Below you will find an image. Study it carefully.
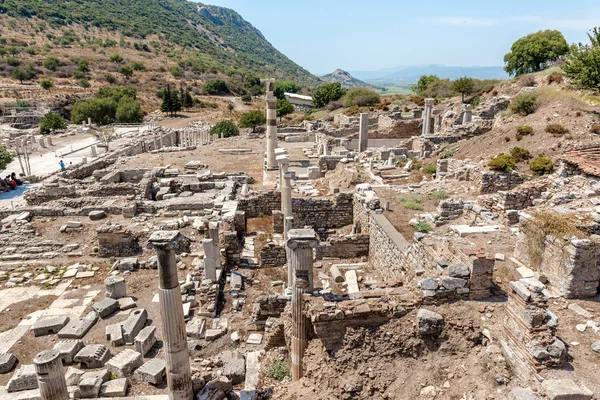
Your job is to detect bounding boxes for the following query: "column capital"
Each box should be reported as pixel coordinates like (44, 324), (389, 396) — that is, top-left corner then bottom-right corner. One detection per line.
(147, 230), (184, 250)
(286, 229), (318, 249)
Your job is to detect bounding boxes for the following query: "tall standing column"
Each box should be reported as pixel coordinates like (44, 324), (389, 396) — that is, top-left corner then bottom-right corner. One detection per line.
(34, 349), (68, 400)
(282, 172), (292, 220)
(287, 229), (318, 382)
(284, 216), (294, 291)
(358, 113), (369, 152)
(463, 104), (473, 124)
(422, 98), (434, 135)
(208, 222), (220, 273)
(148, 231), (193, 400)
(265, 79), (278, 170)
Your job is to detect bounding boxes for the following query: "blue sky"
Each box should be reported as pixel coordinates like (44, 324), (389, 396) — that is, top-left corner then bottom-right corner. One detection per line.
(198, 0), (600, 74)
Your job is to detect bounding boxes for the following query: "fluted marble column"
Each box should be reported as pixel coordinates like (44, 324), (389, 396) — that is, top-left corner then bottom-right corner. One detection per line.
(34, 349), (67, 400)
(286, 229), (318, 382)
(148, 231), (192, 400)
(265, 80), (278, 170)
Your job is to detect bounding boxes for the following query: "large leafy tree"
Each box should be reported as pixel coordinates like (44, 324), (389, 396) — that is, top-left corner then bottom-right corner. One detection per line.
(0, 147), (13, 170)
(272, 81), (299, 100)
(312, 82), (346, 108)
(238, 110), (266, 132)
(563, 27), (600, 90)
(504, 30), (568, 76)
(452, 76), (475, 102)
(39, 111), (67, 134)
(412, 75), (439, 96)
(276, 99), (294, 122)
(115, 96), (144, 123)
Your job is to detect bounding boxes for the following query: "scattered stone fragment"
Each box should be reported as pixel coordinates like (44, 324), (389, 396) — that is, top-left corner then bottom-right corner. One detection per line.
(100, 378), (129, 397)
(417, 309), (444, 336)
(117, 297), (136, 310)
(106, 323), (125, 347)
(7, 364), (37, 392)
(31, 315), (70, 336)
(0, 353), (17, 374)
(134, 326), (157, 356)
(74, 344), (111, 369)
(133, 358), (165, 385)
(246, 333), (263, 345)
(221, 350), (246, 385)
(592, 340), (600, 353)
(59, 311), (99, 339)
(92, 298), (120, 318)
(122, 308), (148, 344)
(53, 340), (85, 364)
(105, 276), (127, 299)
(106, 349), (143, 378)
(65, 366), (85, 386)
(79, 377), (103, 398)
(542, 379), (593, 400)
(88, 210), (107, 221)
(448, 263), (470, 278)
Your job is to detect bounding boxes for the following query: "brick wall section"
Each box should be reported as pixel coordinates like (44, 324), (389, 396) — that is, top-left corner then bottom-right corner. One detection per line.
(480, 171), (524, 194)
(238, 191), (281, 218)
(248, 295), (289, 331)
(259, 242), (287, 267)
(272, 210), (284, 233)
(316, 234), (369, 260)
(292, 193), (354, 229)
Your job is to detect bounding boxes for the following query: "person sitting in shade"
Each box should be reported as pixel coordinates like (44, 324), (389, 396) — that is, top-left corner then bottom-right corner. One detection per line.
(10, 172), (22, 186)
(4, 176), (16, 190)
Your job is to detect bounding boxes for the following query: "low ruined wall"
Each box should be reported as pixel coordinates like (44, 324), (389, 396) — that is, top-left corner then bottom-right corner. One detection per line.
(318, 156), (345, 172)
(96, 225), (141, 258)
(259, 242), (287, 267)
(316, 234), (369, 260)
(516, 236), (600, 298)
(368, 213), (409, 279)
(238, 191), (281, 218)
(376, 115), (421, 138)
(292, 193), (353, 230)
(480, 171), (524, 194)
(248, 295), (289, 331)
(63, 158), (116, 180)
(478, 182), (547, 212)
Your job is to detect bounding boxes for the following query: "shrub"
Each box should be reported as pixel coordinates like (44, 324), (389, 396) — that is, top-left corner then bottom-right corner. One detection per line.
(131, 62), (146, 71)
(40, 79), (54, 90)
(6, 56), (21, 67)
(211, 120), (239, 138)
(227, 103), (234, 112)
(97, 86), (137, 101)
(71, 97), (118, 125)
(39, 111), (67, 134)
(105, 74), (117, 84)
(415, 221), (433, 233)
(266, 360), (290, 382)
(0, 146), (14, 170)
(169, 66), (183, 78)
(519, 75), (537, 87)
(77, 59), (89, 73)
(547, 71), (564, 85)
(342, 88), (380, 107)
(510, 146), (531, 162)
(12, 66), (35, 83)
(530, 156), (553, 175)
(545, 124), (569, 135)
(591, 125), (600, 134)
(488, 153), (515, 172)
(325, 99), (343, 111)
(423, 163), (437, 175)
(509, 93), (538, 115)
(109, 53), (123, 63)
(115, 96), (144, 123)
(43, 57), (59, 71)
(118, 66), (133, 79)
(204, 79), (228, 95)
(517, 125), (533, 135)
(241, 94), (252, 103)
(276, 99), (294, 121)
(238, 110), (266, 132)
(78, 79), (91, 88)
(400, 197), (423, 211)
(432, 190), (450, 201)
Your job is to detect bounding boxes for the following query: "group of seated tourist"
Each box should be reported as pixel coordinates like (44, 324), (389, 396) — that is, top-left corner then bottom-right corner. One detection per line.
(0, 172), (22, 191)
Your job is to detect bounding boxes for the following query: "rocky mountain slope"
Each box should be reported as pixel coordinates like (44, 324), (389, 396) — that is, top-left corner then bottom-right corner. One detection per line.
(321, 69), (374, 89)
(0, 0), (318, 86)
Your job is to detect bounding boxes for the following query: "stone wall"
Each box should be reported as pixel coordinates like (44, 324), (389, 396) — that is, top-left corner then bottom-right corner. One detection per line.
(376, 115), (421, 138)
(238, 191), (281, 218)
(368, 213), (409, 280)
(96, 224), (141, 258)
(316, 234), (369, 260)
(478, 181), (548, 212)
(516, 236), (600, 298)
(248, 295), (289, 331)
(292, 193), (353, 229)
(434, 199), (464, 226)
(318, 156), (345, 172)
(480, 171), (524, 194)
(259, 242), (287, 267)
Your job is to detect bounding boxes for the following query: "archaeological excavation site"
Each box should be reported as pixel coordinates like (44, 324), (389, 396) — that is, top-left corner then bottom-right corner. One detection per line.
(0, 3), (600, 400)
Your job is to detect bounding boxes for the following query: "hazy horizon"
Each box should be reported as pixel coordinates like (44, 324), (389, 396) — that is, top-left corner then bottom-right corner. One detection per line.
(199, 0), (599, 74)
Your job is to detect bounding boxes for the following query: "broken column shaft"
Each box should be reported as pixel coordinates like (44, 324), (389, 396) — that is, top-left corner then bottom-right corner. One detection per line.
(149, 231), (193, 400)
(34, 349), (68, 400)
(282, 172), (293, 221)
(286, 229), (318, 382)
(422, 98), (434, 135)
(463, 104), (473, 124)
(358, 113), (369, 152)
(265, 84), (278, 170)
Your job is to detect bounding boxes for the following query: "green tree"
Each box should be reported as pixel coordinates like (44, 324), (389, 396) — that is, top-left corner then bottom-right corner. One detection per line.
(115, 96), (144, 123)
(40, 79), (54, 90)
(241, 94), (252, 103)
(204, 79), (228, 95)
(238, 110), (266, 132)
(0, 146), (14, 170)
(71, 97), (118, 125)
(160, 85), (174, 116)
(118, 65), (133, 80)
(97, 86), (137, 101)
(211, 120), (239, 138)
(183, 90), (193, 110)
(131, 62), (146, 71)
(39, 111), (67, 134)
(312, 82), (346, 108)
(109, 53), (123, 63)
(503, 30), (569, 76)
(43, 57), (59, 71)
(12, 66), (34, 83)
(412, 75), (440, 96)
(78, 79), (91, 88)
(272, 81), (299, 100)
(276, 99), (294, 122)
(563, 27), (600, 89)
(452, 76), (475, 102)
